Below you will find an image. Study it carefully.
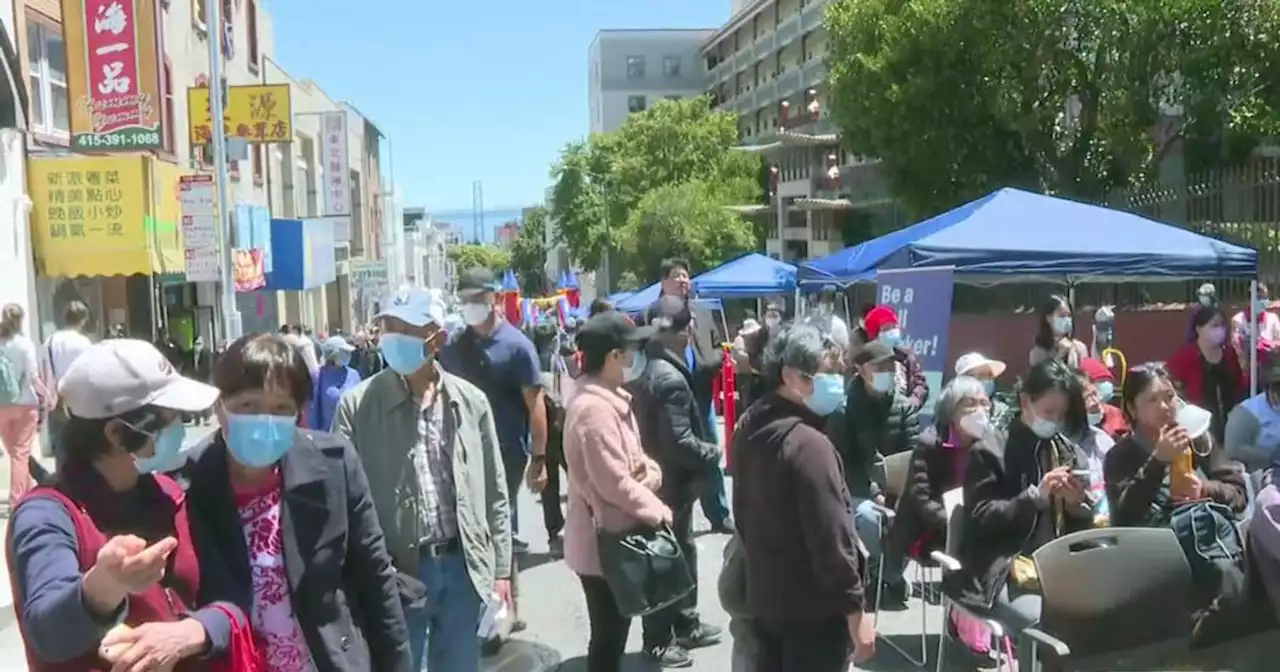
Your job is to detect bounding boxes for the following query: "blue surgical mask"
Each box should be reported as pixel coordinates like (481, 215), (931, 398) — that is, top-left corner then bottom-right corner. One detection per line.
(1052, 316), (1073, 335)
(225, 413), (297, 468)
(981, 379), (996, 395)
(871, 371), (895, 394)
(878, 328), (903, 347)
(133, 423), (187, 474)
(331, 353), (352, 367)
(1096, 381), (1114, 402)
(1027, 410), (1060, 439)
(1087, 411), (1103, 427)
(805, 373), (846, 416)
(380, 333), (428, 374)
(1258, 299), (1270, 313)
(624, 351), (647, 382)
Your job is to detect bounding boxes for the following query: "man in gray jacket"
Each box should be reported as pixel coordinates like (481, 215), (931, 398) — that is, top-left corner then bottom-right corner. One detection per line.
(335, 287), (512, 672)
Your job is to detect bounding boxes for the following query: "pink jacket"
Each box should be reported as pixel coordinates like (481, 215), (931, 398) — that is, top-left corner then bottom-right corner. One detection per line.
(562, 380), (670, 577)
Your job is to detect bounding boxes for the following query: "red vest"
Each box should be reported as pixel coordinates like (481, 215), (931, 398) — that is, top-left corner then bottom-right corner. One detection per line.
(6, 475), (208, 672)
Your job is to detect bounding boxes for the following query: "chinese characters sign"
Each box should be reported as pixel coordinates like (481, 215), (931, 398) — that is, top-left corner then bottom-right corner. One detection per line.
(187, 84), (293, 145)
(61, 0), (164, 150)
(319, 112), (351, 217)
(179, 174), (220, 283)
(28, 156), (150, 277)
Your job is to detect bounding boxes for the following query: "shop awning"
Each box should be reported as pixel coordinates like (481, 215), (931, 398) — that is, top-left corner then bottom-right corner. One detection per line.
(28, 155), (185, 277)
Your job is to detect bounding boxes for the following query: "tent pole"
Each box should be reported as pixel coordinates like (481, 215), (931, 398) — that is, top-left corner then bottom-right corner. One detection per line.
(1251, 280), (1259, 397)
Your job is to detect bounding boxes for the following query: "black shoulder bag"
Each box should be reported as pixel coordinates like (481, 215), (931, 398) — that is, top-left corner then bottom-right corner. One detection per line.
(588, 498), (694, 617)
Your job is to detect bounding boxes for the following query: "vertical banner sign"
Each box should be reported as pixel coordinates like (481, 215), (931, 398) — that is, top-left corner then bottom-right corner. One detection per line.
(875, 267), (955, 421)
(320, 112), (351, 217)
(179, 175), (221, 282)
(62, 0), (164, 150)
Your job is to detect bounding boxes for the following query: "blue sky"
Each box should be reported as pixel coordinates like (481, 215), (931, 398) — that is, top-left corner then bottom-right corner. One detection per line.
(266, 0), (728, 213)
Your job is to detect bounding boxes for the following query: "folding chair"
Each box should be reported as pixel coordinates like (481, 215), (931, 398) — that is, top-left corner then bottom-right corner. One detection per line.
(1028, 526), (1195, 670)
(871, 450), (938, 668)
(932, 504), (1017, 672)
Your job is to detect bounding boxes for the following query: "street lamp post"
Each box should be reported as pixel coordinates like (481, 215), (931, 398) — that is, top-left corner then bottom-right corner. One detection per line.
(206, 0), (240, 340)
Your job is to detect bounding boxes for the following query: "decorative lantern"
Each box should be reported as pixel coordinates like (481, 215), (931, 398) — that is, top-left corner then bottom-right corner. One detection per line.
(769, 165), (780, 196)
(779, 100), (790, 128)
(805, 88), (821, 121)
(825, 154), (840, 189)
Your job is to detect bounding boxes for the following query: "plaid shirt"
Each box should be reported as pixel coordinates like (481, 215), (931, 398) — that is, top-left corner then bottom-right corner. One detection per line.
(412, 392), (458, 543)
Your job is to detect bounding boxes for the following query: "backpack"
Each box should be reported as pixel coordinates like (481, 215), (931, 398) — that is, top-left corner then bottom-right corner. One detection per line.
(0, 344), (24, 405)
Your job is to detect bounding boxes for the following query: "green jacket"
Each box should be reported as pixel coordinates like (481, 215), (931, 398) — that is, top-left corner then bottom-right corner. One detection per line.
(334, 366), (512, 600)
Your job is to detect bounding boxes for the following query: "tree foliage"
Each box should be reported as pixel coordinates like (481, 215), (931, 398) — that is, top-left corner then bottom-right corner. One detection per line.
(548, 96), (763, 279)
(447, 243), (510, 274)
(622, 180), (758, 281)
(509, 207), (550, 294)
(825, 0), (1280, 217)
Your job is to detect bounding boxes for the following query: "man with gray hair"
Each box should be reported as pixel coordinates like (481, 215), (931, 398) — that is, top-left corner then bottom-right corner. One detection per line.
(631, 294), (725, 667)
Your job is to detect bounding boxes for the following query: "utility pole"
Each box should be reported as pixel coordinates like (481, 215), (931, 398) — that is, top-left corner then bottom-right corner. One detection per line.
(471, 180), (484, 244)
(207, 0), (240, 340)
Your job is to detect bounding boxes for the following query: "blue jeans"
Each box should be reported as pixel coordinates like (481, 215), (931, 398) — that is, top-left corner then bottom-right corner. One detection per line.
(406, 551), (483, 672)
(503, 452), (528, 537)
(854, 498), (904, 586)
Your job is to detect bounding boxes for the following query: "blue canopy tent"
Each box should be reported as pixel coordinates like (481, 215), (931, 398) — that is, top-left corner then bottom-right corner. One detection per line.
(879, 188), (1258, 281)
(691, 252), (797, 298)
(614, 282), (723, 315)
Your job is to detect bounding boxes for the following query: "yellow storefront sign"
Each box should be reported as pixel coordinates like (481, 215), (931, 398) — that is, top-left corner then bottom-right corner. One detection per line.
(187, 84), (293, 145)
(29, 155), (186, 277)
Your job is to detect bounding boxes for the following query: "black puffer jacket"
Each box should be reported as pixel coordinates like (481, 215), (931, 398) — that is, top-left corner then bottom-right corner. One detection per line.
(629, 341), (721, 508)
(829, 377), (922, 500)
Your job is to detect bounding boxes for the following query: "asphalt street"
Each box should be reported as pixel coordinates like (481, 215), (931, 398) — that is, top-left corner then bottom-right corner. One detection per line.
(0, 422), (947, 672)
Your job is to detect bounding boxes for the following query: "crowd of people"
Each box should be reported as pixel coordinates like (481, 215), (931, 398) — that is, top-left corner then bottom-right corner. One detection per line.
(5, 267), (1280, 672)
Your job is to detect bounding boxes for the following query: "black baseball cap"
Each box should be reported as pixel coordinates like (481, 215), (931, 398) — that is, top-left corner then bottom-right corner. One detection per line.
(457, 267), (500, 300)
(853, 341), (895, 365)
(646, 295), (692, 332)
(577, 311), (655, 353)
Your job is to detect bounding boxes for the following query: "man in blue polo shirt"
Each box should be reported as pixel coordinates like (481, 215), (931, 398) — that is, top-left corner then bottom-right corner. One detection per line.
(438, 267), (550, 553)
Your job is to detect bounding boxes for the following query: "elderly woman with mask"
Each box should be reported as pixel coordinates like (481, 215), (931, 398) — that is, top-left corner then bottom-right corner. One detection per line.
(1225, 358), (1280, 473)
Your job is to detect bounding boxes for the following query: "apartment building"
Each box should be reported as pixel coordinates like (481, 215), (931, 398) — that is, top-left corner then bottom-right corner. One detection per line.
(703, 0), (902, 263)
(0, 6), (34, 337)
(589, 29), (715, 134)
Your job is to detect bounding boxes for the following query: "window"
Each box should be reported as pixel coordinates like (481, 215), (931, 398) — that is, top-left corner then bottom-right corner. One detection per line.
(663, 55), (681, 78)
(246, 0), (260, 69)
(626, 55), (645, 80)
(628, 95), (646, 113)
(27, 18), (69, 137)
(162, 59), (175, 153)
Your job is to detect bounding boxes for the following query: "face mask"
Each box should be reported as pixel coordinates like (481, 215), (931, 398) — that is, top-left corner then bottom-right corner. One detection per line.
(879, 328), (903, 347)
(1087, 410), (1103, 427)
(1258, 300), (1270, 313)
(331, 353), (351, 367)
(980, 379), (996, 395)
(1202, 325), (1226, 345)
(958, 411), (989, 439)
(1051, 316), (1073, 336)
(1198, 294), (1215, 307)
(764, 316), (780, 329)
(623, 351), (647, 382)
(462, 303), (492, 326)
(225, 413), (297, 468)
(870, 371), (895, 394)
(1026, 410), (1060, 439)
(1096, 381), (1114, 402)
(805, 373), (846, 416)
(380, 333), (428, 374)
(133, 423), (187, 474)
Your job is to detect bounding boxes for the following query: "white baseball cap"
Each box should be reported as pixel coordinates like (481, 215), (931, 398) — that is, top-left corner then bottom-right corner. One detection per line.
(58, 339), (220, 419)
(954, 352), (1008, 378)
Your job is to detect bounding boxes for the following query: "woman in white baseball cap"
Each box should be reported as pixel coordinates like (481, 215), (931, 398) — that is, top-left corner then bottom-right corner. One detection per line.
(954, 352), (1012, 430)
(5, 338), (246, 670)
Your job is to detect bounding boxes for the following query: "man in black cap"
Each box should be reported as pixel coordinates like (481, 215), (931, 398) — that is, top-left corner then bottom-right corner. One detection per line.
(630, 294), (725, 666)
(654, 257), (733, 534)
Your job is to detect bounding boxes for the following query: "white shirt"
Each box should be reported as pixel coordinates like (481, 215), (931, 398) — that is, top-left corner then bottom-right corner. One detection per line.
(1232, 309), (1280, 353)
(1, 334), (41, 405)
(42, 329), (92, 386)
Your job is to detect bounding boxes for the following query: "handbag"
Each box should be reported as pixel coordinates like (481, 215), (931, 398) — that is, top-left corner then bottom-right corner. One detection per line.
(587, 481), (695, 618)
(596, 521), (695, 617)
